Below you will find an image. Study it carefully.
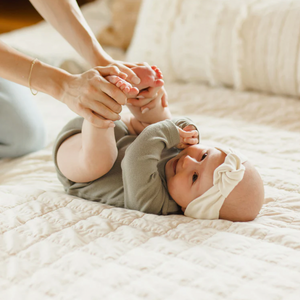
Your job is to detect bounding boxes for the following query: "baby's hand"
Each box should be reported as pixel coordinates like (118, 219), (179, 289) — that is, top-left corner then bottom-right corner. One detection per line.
(176, 125), (199, 149)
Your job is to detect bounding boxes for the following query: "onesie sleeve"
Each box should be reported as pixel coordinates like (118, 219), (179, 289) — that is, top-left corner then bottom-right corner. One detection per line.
(172, 116), (200, 139)
(122, 119), (180, 214)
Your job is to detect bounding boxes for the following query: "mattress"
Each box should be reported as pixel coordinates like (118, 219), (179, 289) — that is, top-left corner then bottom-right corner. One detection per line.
(1, 81), (300, 299)
(1, 2), (300, 299)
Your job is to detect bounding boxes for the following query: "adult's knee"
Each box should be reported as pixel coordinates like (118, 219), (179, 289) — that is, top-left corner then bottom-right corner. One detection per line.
(0, 79), (46, 158)
(0, 108), (46, 158)
(13, 116), (46, 157)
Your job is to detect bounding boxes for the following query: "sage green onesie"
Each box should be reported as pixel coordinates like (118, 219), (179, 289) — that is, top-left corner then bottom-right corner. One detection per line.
(53, 117), (199, 215)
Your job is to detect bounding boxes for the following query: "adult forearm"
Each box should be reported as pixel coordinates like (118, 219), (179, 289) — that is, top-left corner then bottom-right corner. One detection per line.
(0, 40), (69, 100)
(29, 0), (112, 67)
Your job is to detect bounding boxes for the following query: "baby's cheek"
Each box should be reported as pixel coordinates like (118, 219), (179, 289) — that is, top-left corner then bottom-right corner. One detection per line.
(167, 178), (177, 198)
(167, 177), (185, 205)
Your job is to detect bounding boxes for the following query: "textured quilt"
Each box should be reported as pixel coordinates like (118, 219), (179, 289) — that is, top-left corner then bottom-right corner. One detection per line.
(0, 81), (300, 300)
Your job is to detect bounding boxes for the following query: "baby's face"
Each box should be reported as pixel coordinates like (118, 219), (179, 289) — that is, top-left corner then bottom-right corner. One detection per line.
(165, 145), (226, 210)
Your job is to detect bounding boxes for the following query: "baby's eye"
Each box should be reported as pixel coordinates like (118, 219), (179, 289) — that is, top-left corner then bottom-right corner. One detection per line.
(201, 153), (208, 161)
(192, 173), (198, 183)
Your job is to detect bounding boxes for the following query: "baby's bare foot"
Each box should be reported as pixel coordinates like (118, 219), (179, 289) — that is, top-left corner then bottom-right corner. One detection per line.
(131, 65), (164, 91)
(106, 75), (139, 97)
(151, 65), (163, 79)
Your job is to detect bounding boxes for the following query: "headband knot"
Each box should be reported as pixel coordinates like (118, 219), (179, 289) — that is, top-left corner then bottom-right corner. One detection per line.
(184, 147), (247, 220)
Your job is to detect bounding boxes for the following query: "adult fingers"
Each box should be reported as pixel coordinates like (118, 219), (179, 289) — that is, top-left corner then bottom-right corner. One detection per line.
(87, 98), (122, 121)
(111, 62), (141, 85)
(121, 62), (141, 68)
(122, 61), (151, 69)
(94, 65), (127, 80)
(77, 69), (127, 106)
(94, 76), (127, 105)
(62, 72), (123, 126)
(88, 84), (123, 114)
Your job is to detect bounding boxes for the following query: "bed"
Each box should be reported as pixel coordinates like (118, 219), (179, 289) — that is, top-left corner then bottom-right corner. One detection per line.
(0, 0), (300, 299)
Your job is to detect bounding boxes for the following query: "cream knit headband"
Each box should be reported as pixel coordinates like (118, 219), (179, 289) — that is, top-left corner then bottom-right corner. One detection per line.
(184, 147), (248, 220)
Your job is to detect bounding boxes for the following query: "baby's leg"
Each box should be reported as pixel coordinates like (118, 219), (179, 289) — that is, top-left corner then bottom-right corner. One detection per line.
(57, 119), (117, 183)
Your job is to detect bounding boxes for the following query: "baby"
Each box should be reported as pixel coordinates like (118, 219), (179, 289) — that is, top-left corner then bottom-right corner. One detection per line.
(53, 65), (264, 222)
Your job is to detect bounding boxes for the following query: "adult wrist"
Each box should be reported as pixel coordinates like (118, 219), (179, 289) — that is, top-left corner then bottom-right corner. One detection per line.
(94, 54), (114, 67)
(89, 40), (114, 67)
(29, 59), (72, 101)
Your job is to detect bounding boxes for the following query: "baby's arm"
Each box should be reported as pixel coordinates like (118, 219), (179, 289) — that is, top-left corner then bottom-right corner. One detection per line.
(56, 120), (117, 183)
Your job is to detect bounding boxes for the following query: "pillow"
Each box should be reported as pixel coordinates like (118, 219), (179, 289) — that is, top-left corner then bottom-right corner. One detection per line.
(127, 0), (300, 98)
(127, 0), (181, 81)
(97, 0), (142, 50)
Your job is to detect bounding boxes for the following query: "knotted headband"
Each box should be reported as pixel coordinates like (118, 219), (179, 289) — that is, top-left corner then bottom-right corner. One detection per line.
(184, 147), (248, 220)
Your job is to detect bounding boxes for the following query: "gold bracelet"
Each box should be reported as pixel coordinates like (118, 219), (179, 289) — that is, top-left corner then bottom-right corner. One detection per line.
(28, 58), (38, 96)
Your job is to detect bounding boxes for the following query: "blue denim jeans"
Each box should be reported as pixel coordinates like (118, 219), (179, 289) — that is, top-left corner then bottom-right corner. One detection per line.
(0, 77), (46, 158)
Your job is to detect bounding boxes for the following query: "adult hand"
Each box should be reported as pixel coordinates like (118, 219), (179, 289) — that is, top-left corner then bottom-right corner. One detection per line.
(106, 60), (142, 85)
(61, 66), (128, 128)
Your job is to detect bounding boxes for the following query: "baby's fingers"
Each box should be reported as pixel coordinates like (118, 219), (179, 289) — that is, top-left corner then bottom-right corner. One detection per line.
(178, 127), (199, 146)
(180, 129), (198, 139)
(183, 125), (197, 132)
(183, 137), (199, 145)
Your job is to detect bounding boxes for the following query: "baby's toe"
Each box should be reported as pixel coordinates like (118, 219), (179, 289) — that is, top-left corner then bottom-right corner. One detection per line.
(151, 65), (163, 79)
(153, 79), (164, 87)
(106, 75), (119, 84)
(126, 87), (139, 98)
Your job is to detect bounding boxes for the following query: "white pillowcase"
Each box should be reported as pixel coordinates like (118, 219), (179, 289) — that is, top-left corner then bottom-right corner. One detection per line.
(127, 0), (300, 98)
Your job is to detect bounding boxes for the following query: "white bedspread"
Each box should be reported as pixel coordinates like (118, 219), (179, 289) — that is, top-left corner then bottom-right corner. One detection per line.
(1, 1), (300, 298)
(0, 81), (300, 300)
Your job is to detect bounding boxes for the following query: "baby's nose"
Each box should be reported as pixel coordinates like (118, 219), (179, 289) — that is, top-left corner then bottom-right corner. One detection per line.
(182, 155), (196, 169)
